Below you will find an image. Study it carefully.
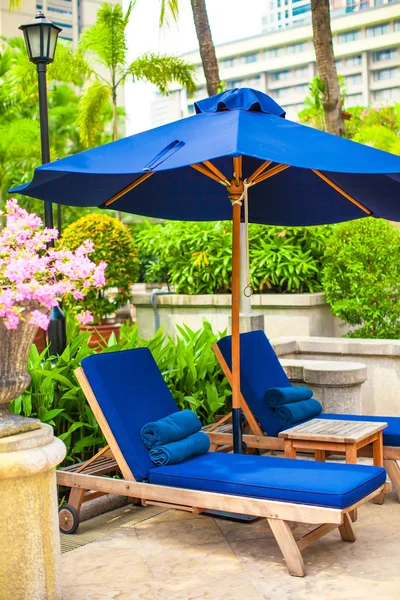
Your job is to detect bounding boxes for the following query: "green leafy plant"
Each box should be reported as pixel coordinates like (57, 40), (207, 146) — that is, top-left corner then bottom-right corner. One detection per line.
(61, 213), (140, 323)
(137, 221), (331, 294)
(322, 218), (400, 338)
(11, 321), (230, 463)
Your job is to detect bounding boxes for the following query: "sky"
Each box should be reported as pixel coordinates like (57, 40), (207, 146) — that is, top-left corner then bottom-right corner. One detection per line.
(124, 0), (265, 134)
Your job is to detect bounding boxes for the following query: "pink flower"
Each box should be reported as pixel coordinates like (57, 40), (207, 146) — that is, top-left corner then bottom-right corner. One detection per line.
(76, 310), (93, 325)
(30, 310), (50, 330)
(0, 200), (107, 330)
(363, 109), (369, 115)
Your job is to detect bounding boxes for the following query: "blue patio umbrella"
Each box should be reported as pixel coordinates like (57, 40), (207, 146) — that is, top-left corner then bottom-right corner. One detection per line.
(12, 88), (400, 453)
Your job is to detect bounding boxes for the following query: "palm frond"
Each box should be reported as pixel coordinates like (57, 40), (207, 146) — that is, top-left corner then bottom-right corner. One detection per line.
(79, 2), (128, 73)
(77, 81), (111, 148)
(159, 0), (180, 26)
(125, 53), (197, 96)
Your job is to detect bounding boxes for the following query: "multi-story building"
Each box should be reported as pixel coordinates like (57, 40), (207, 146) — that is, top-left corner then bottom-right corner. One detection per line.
(261, 0), (388, 32)
(150, 2), (400, 125)
(0, 0), (118, 47)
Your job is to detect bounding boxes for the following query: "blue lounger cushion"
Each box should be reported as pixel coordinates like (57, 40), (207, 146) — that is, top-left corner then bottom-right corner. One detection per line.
(149, 431), (210, 466)
(218, 332), (288, 437)
(265, 386), (313, 409)
(275, 399), (322, 427)
(141, 410), (202, 449)
(149, 452), (385, 509)
(320, 413), (400, 447)
(82, 348), (180, 481)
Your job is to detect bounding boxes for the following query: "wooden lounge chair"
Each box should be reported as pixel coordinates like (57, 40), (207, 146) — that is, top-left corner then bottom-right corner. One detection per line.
(208, 331), (400, 501)
(56, 347), (386, 577)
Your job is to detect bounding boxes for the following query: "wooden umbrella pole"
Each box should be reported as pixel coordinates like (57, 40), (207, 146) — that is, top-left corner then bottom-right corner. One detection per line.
(230, 156), (244, 454)
(231, 200), (242, 453)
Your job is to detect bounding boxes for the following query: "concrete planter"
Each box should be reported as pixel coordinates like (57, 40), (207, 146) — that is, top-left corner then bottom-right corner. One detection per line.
(0, 305), (43, 438)
(131, 291), (336, 340)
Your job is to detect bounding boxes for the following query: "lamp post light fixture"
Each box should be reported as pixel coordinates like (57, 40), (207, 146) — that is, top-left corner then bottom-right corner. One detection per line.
(19, 12), (67, 355)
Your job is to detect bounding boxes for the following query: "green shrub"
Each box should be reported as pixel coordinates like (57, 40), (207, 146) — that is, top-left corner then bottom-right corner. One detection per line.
(60, 213), (140, 323)
(10, 322), (230, 463)
(322, 218), (400, 338)
(136, 221), (331, 294)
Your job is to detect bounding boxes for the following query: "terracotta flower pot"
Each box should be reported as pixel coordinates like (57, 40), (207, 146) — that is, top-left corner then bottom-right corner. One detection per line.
(80, 322), (121, 350)
(0, 307), (42, 438)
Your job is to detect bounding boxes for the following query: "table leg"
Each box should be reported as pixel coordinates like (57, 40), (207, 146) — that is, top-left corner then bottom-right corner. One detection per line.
(315, 450), (326, 462)
(284, 440), (296, 459)
(345, 443), (358, 521)
(372, 431), (385, 505)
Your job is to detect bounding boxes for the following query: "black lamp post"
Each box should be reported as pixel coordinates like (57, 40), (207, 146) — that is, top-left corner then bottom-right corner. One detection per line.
(19, 12), (67, 355)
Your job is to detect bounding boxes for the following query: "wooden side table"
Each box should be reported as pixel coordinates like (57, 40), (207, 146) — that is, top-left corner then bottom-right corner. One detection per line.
(278, 419), (388, 508)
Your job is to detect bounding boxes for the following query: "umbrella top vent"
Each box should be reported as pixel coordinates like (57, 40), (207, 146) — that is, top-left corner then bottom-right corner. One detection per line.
(194, 87), (286, 118)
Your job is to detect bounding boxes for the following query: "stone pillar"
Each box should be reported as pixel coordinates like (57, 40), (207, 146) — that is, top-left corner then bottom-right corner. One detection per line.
(0, 424), (66, 600)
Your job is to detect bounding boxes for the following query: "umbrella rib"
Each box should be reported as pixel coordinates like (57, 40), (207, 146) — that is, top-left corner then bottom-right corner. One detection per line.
(252, 163), (290, 185)
(203, 160), (230, 185)
(248, 160), (272, 183)
(312, 170), (372, 215)
(191, 163), (228, 185)
(105, 172), (154, 207)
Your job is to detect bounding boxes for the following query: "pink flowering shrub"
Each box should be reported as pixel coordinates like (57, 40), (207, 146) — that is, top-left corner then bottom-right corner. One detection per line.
(0, 199), (107, 330)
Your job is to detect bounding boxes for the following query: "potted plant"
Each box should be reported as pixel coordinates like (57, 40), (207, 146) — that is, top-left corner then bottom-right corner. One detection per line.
(60, 213), (140, 347)
(0, 199), (106, 438)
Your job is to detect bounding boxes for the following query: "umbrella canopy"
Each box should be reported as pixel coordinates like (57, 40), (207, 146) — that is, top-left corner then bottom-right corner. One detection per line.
(12, 87), (400, 454)
(13, 87), (400, 226)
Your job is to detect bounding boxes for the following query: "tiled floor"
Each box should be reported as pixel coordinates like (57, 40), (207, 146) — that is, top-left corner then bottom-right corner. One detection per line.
(62, 492), (400, 600)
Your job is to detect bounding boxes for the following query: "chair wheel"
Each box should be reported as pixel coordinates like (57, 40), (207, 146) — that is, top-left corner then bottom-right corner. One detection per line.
(58, 504), (79, 534)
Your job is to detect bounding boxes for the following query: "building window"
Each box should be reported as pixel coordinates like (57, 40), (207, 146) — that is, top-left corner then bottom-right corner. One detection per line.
(266, 47), (284, 58)
(345, 93), (364, 106)
(360, 1), (368, 9)
(244, 53), (258, 64)
(288, 42), (306, 54)
(374, 0), (383, 5)
(366, 24), (390, 37)
(374, 87), (400, 102)
(229, 79), (245, 88)
(338, 30), (361, 43)
(346, 0), (356, 13)
(221, 58), (235, 68)
(274, 70), (291, 80)
(345, 73), (362, 85)
(293, 4), (311, 15)
(295, 66), (309, 77)
(373, 48), (398, 61)
(395, 21), (400, 32)
(275, 87), (291, 98)
(374, 68), (398, 80)
(346, 55), (362, 67)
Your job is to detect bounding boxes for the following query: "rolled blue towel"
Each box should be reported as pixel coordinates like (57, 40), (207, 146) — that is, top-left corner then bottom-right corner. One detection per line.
(140, 410), (202, 449)
(265, 386), (313, 409)
(275, 398), (322, 427)
(149, 431), (210, 466)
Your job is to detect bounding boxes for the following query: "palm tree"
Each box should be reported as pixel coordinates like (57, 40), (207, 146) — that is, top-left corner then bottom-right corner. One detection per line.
(78, 2), (197, 146)
(160, 0), (220, 97)
(311, 0), (344, 136)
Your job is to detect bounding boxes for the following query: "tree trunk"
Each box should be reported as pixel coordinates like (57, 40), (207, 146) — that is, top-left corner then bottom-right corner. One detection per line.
(311, 0), (344, 136)
(190, 0), (220, 96)
(112, 90), (118, 142)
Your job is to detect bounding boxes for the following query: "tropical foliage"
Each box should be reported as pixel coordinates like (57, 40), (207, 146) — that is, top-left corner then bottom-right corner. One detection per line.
(159, 0), (221, 96)
(299, 76), (400, 155)
(60, 214), (140, 323)
(136, 221), (331, 294)
(322, 218), (400, 338)
(11, 322), (230, 463)
(78, 2), (197, 145)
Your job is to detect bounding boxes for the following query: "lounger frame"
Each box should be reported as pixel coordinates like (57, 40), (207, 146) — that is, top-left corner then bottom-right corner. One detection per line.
(56, 366), (385, 577)
(208, 343), (400, 501)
